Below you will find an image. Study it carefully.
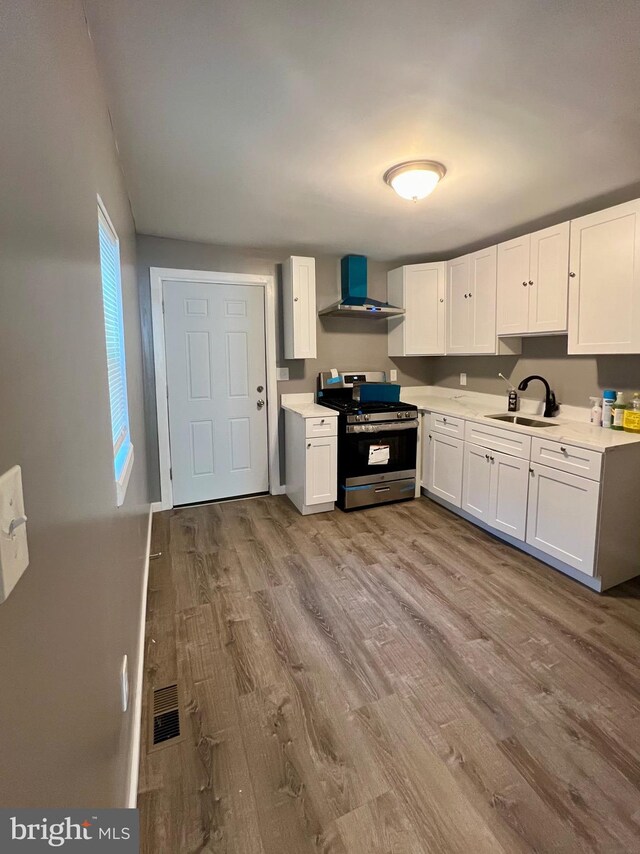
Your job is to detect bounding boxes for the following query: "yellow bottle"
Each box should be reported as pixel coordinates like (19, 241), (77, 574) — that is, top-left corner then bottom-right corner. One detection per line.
(623, 392), (640, 433)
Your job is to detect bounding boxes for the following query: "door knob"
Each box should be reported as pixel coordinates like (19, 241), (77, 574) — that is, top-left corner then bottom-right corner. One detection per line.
(257, 399), (265, 409)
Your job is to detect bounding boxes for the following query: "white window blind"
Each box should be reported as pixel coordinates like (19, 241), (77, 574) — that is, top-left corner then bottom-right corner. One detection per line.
(98, 199), (133, 505)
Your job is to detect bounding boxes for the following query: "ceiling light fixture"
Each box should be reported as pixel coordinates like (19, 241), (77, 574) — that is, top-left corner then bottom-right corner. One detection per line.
(383, 160), (446, 202)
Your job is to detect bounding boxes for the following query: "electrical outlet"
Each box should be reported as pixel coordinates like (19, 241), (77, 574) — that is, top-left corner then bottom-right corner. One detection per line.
(276, 367), (289, 381)
(389, 369), (398, 382)
(460, 372), (467, 387)
(120, 654), (129, 713)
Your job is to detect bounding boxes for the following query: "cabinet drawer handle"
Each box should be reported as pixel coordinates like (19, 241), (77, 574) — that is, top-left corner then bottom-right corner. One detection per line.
(560, 446), (567, 453)
(442, 417), (447, 423)
(374, 487), (390, 493)
(320, 418), (325, 423)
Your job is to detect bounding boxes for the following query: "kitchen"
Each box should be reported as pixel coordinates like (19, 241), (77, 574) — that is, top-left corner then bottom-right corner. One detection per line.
(4, 2), (640, 853)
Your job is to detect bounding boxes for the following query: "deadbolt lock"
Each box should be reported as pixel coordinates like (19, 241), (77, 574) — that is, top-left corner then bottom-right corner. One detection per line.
(257, 385), (264, 392)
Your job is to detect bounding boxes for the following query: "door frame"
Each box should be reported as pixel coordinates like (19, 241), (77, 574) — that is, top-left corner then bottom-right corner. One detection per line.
(150, 267), (282, 510)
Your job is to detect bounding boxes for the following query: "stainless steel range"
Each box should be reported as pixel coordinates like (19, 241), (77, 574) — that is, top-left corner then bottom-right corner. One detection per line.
(317, 371), (418, 510)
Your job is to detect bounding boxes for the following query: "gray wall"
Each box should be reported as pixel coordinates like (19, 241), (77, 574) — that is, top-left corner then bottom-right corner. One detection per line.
(431, 336), (640, 406)
(0, 2), (149, 806)
(136, 235), (433, 499)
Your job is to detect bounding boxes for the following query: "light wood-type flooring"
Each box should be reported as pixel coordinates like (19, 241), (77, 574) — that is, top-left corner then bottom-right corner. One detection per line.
(138, 495), (640, 853)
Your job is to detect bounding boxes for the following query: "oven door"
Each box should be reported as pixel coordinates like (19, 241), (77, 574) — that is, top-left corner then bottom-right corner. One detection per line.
(340, 420), (418, 485)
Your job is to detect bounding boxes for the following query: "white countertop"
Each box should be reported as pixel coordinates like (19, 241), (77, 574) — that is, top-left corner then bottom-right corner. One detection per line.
(400, 387), (640, 453)
(280, 393), (339, 419)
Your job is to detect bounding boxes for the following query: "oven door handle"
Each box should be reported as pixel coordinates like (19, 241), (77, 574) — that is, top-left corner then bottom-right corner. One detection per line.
(346, 420), (419, 434)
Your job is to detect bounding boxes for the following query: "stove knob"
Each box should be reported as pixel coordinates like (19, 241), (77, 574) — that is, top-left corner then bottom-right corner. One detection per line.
(397, 412), (402, 419)
(406, 411), (412, 418)
(365, 414), (370, 421)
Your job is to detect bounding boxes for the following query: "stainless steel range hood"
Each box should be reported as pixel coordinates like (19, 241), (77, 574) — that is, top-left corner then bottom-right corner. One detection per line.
(318, 254), (404, 319)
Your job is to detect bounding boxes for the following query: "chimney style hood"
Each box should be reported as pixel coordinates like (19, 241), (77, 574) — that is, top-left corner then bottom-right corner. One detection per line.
(319, 255), (404, 318)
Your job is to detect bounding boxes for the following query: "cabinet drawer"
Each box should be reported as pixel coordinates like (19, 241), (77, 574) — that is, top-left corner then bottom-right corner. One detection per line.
(464, 420), (531, 460)
(429, 411), (465, 438)
(530, 438), (602, 481)
(305, 416), (337, 438)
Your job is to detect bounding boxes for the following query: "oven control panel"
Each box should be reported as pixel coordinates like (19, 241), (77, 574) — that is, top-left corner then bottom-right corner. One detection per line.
(397, 411), (414, 419)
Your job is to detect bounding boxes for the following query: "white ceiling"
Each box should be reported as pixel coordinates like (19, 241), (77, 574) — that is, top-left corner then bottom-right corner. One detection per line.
(84, 0), (640, 261)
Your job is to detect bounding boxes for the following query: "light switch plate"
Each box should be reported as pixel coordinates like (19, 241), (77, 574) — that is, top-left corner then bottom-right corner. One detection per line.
(0, 465), (29, 604)
(389, 369), (398, 382)
(276, 367), (290, 381)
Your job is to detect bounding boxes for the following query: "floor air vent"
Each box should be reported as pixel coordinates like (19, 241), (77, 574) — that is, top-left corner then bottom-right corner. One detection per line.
(151, 684), (181, 746)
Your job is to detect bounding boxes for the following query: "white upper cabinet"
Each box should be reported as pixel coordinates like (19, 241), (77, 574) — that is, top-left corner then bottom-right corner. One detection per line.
(387, 262), (446, 356)
(282, 256), (317, 359)
(568, 199), (640, 354)
(497, 222), (569, 336)
(447, 246), (499, 354)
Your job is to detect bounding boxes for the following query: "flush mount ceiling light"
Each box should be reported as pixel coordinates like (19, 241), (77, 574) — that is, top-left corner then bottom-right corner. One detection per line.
(383, 160), (446, 202)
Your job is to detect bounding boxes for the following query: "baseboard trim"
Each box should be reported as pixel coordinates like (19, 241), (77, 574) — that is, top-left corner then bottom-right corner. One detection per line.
(270, 484), (286, 496)
(126, 505), (153, 808)
(150, 501), (163, 513)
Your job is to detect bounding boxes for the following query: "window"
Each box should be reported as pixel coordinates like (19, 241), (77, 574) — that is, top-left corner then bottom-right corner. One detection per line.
(98, 197), (133, 506)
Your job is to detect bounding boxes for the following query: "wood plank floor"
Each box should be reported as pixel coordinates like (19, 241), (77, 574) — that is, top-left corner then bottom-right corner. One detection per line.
(138, 495), (640, 853)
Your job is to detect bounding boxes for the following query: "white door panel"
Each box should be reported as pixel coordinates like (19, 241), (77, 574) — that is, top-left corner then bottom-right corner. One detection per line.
(489, 451), (528, 540)
(462, 443), (492, 522)
(526, 463), (599, 574)
(497, 236), (530, 335)
(164, 280), (268, 505)
(529, 222), (569, 333)
(427, 433), (463, 507)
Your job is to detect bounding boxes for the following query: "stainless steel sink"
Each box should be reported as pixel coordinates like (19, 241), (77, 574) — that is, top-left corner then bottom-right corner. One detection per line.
(487, 414), (557, 428)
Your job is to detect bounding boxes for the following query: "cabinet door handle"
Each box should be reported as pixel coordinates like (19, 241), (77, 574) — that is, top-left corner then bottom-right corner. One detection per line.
(485, 454), (490, 461)
(529, 467), (534, 475)
(428, 434), (432, 440)
(294, 297), (299, 301)
(307, 443), (311, 449)
(528, 280), (534, 286)
(569, 272), (576, 278)
(522, 281), (528, 287)
(489, 455), (495, 462)
(468, 292), (472, 298)
(464, 294), (468, 299)
(439, 298), (444, 303)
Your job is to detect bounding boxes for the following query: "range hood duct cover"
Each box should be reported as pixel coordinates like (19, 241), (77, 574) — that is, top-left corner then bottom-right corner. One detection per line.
(318, 255), (404, 318)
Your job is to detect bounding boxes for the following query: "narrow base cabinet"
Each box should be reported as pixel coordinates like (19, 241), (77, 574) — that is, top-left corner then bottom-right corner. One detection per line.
(284, 410), (337, 514)
(526, 463), (599, 575)
(421, 411), (640, 591)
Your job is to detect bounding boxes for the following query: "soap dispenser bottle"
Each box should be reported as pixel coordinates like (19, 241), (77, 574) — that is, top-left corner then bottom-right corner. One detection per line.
(612, 392), (626, 431)
(589, 397), (602, 425)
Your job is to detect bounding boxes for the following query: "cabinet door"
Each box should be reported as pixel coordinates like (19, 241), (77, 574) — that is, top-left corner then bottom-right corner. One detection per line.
(469, 246), (498, 353)
(446, 255), (470, 353)
(526, 463), (599, 575)
(529, 222), (570, 334)
(405, 263), (446, 355)
(568, 199), (640, 354)
(489, 450), (529, 540)
(283, 256), (317, 359)
(497, 236), (530, 335)
(305, 436), (337, 505)
(462, 443), (492, 522)
(427, 432), (463, 507)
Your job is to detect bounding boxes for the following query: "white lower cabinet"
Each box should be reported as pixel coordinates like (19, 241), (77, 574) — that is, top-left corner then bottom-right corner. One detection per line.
(284, 408), (337, 515)
(463, 443), (528, 539)
(526, 463), (599, 575)
(305, 436), (337, 505)
(426, 431), (463, 507)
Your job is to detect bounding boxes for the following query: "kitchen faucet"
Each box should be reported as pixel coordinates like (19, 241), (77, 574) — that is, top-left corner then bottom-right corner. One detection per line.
(517, 375), (559, 418)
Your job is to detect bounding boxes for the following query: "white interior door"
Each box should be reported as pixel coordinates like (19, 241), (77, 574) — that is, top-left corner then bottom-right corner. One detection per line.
(163, 280), (269, 505)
